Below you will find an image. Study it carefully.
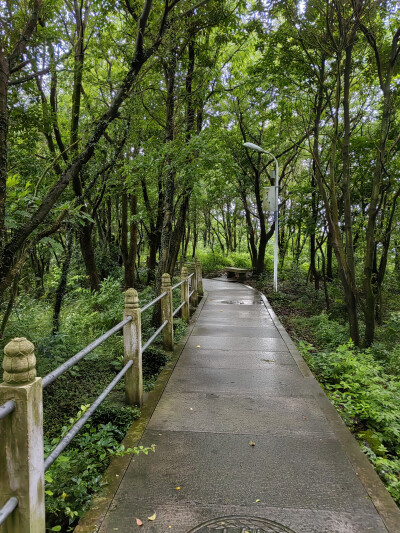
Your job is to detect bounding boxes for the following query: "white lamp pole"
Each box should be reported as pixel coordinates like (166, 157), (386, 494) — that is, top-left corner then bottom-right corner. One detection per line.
(243, 142), (279, 292)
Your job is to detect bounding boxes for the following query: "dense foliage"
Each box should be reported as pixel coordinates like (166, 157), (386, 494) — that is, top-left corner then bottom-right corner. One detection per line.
(1, 0), (400, 527)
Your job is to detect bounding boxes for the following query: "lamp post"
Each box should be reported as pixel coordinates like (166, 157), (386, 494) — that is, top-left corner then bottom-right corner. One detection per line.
(243, 142), (279, 292)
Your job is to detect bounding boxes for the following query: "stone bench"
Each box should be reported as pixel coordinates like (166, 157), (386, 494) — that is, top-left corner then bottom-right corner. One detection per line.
(225, 267), (252, 280)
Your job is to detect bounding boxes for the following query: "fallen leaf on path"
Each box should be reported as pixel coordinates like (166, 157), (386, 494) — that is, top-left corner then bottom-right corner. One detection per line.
(255, 499), (260, 503)
(136, 519), (143, 526)
(148, 513), (156, 521)
(196, 345), (201, 348)
(249, 441), (255, 446)
(176, 486), (181, 490)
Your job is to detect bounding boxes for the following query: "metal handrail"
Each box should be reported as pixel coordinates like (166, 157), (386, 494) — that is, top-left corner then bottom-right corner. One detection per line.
(0, 400), (15, 420)
(171, 279), (185, 291)
(173, 301), (185, 317)
(0, 497), (18, 526)
(140, 291), (167, 314)
(189, 289), (195, 298)
(141, 320), (168, 353)
(188, 273), (194, 279)
(44, 360), (133, 471)
(42, 316), (132, 388)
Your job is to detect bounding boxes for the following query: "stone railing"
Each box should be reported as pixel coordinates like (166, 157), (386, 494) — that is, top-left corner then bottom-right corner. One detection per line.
(0, 261), (203, 532)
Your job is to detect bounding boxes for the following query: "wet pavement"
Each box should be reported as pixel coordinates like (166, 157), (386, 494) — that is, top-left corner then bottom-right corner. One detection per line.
(96, 279), (400, 533)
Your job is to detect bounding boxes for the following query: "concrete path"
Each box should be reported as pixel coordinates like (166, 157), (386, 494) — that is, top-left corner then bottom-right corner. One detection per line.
(98, 279), (400, 533)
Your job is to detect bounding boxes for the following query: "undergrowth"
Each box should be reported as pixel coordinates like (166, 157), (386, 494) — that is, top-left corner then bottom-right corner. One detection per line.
(299, 339), (400, 504)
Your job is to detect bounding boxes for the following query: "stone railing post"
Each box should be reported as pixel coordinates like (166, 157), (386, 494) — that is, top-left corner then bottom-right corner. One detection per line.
(195, 257), (203, 297)
(179, 256), (185, 273)
(161, 273), (174, 351)
(181, 266), (190, 323)
(123, 289), (143, 407)
(190, 267), (198, 308)
(0, 338), (45, 533)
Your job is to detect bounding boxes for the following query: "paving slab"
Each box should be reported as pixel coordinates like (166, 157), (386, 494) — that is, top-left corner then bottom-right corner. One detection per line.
(100, 430), (376, 512)
(147, 392), (335, 437)
(164, 366), (308, 396)
(186, 335), (288, 351)
(176, 349), (295, 368)
(192, 325), (282, 338)
(203, 301), (265, 307)
(100, 502), (387, 533)
(92, 278), (400, 533)
(195, 316), (275, 327)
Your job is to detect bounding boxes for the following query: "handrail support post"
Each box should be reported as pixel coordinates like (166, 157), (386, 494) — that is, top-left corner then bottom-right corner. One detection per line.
(190, 270), (198, 308)
(161, 273), (174, 351)
(195, 257), (203, 297)
(0, 338), (45, 532)
(181, 266), (190, 322)
(123, 289), (143, 406)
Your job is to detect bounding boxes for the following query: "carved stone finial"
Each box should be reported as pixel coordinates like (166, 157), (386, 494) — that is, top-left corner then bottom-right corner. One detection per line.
(161, 273), (171, 287)
(3, 337), (36, 384)
(195, 257), (200, 264)
(181, 266), (188, 278)
(125, 288), (138, 310)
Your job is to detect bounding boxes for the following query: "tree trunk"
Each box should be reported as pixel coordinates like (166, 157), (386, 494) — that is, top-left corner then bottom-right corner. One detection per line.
(0, 56), (10, 243)
(52, 229), (73, 334)
(125, 193), (138, 289)
(310, 166), (319, 290)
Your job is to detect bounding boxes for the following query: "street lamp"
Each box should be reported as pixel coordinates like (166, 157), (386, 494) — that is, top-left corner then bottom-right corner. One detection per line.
(243, 142), (279, 292)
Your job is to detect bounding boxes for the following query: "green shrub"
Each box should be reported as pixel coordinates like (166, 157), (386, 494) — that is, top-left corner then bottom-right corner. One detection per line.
(44, 404), (151, 531)
(300, 340), (400, 503)
(296, 312), (348, 350)
(195, 249), (252, 273)
(196, 250), (230, 272)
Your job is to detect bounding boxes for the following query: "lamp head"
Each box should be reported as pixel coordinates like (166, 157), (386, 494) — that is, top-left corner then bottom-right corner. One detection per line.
(243, 142), (267, 154)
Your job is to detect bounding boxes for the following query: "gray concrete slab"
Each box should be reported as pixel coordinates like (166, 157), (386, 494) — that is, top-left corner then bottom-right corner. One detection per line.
(192, 325), (282, 338)
(176, 349), (295, 368)
(198, 308), (270, 318)
(100, 502), (387, 533)
(94, 278), (399, 533)
(206, 289), (260, 296)
(148, 392), (335, 437)
(204, 298), (264, 313)
(164, 366), (310, 396)
(196, 316), (275, 327)
(186, 336), (288, 351)
(101, 430), (376, 512)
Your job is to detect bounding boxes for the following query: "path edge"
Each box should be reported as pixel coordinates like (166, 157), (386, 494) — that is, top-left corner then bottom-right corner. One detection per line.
(74, 293), (208, 533)
(258, 289), (400, 533)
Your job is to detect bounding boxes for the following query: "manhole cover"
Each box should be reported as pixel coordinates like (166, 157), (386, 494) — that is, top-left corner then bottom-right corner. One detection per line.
(188, 515), (296, 533)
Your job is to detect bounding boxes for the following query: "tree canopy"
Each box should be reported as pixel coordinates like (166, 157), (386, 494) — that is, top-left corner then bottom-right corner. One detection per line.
(1, 0), (400, 347)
